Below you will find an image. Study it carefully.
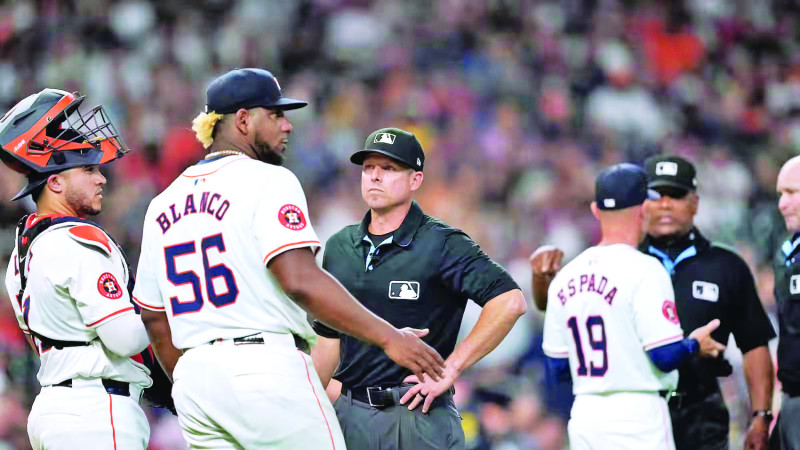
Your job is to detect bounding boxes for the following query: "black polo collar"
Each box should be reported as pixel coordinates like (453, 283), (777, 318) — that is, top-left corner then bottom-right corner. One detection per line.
(352, 200), (425, 248)
(781, 232), (800, 260)
(640, 226), (710, 258)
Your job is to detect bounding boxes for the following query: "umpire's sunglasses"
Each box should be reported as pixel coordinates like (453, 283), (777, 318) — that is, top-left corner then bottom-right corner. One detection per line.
(652, 186), (690, 200)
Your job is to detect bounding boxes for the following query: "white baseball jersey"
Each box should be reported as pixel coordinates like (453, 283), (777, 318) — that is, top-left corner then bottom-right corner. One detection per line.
(4, 217), (152, 388)
(542, 243), (683, 395)
(132, 155), (321, 349)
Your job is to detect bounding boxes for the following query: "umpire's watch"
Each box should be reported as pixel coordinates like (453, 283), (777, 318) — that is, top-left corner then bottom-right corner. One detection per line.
(752, 410), (773, 423)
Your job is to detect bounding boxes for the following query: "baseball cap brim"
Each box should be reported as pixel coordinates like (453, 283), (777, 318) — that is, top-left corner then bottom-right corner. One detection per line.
(268, 97), (308, 110)
(350, 148), (414, 168)
(646, 188), (662, 201)
(647, 179), (693, 192)
(11, 178), (46, 201)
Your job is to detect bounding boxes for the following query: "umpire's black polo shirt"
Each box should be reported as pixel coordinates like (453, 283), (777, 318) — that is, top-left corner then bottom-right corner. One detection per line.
(640, 227), (775, 394)
(773, 232), (800, 396)
(313, 201), (519, 390)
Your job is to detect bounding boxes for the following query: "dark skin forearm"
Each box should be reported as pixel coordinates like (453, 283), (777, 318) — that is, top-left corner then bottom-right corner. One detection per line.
(270, 248), (445, 381)
(742, 345), (773, 450)
(743, 345), (774, 410)
(529, 246), (563, 311)
(269, 248), (398, 348)
(532, 273), (553, 311)
(141, 309), (182, 381)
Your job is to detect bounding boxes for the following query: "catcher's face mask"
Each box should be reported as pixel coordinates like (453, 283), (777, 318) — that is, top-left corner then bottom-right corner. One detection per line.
(0, 88), (130, 200)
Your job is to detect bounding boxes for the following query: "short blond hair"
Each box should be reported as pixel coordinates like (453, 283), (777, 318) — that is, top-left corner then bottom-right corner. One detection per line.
(191, 111), (225, 149)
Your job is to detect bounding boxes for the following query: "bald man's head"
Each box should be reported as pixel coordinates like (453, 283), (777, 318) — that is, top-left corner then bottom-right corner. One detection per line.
(777, 156), (800, 233)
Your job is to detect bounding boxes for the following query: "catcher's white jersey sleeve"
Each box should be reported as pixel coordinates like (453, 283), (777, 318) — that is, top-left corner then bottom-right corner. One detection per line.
(4, 222), (150, 388)
(133, 156), (320, 349)
(543, 244), (683, 395)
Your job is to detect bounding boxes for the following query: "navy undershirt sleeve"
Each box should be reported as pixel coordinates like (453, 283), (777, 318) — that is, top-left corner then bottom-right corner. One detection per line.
(546, 356), (572, 383)
(647, 338), (699, 372)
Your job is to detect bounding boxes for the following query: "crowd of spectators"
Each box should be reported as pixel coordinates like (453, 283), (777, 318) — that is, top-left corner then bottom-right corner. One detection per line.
(0, 0), (798, 448)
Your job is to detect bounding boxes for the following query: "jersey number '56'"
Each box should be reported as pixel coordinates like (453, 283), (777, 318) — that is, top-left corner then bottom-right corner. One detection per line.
(165, 233), (239, 315)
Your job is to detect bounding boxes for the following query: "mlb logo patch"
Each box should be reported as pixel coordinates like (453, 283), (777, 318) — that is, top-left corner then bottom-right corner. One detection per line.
(656, 161), (679, 176)
(388, 281), (419, 300)
(374, 133), (396, 144)
(790, 275), (800, 295)
(692, 281), (719, 302)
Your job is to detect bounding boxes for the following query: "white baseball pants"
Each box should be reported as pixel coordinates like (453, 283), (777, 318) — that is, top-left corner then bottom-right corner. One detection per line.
(568, 391), (675, 450)
(28, 379), (149, 449)
(174, 331), (345, 449)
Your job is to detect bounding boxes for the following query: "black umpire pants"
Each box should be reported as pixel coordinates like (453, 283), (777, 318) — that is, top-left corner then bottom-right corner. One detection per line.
(669, 390), (729, 450)
(334, 385), (465, 450)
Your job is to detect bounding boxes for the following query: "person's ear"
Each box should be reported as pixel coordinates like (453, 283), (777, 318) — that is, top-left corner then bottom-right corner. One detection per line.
(590, 201), (600, 219)
(409, 171), (424, 192)
(46, 173), (65, 194)
(233, 108), (251, 135)
(688, 191), (699, 215)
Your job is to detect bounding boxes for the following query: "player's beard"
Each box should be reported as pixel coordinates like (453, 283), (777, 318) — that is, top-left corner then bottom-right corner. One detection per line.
(255, 141), (284, 166)
(65, 186), (101, 217)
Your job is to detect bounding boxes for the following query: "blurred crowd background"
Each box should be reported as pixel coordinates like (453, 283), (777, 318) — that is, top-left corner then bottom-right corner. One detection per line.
(0, 0), (798, 448)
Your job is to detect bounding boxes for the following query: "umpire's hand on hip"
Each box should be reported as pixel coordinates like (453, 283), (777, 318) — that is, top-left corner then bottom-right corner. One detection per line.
(689, 319), (727, 358)
(400, 366), (459, 414)
(383, 327), (445, 382)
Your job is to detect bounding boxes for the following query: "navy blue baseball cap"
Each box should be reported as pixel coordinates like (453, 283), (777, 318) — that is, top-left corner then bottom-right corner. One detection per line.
(595, 163), (661, 210)
(205, 68), (307, 114)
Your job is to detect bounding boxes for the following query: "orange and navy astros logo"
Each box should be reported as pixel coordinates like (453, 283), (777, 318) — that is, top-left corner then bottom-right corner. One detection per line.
(98, 273), (123, 299)
(279, 204), (306, 230)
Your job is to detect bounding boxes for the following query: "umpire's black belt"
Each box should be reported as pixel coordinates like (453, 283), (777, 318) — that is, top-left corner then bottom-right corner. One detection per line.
(53, 379), (131, 397)
(342, 384), (454, 409)
(659, 388), (719, 409)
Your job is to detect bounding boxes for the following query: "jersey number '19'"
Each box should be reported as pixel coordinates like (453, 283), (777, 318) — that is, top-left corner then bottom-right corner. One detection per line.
(165, 233), (239, 315)
(567, 315), (608, 376)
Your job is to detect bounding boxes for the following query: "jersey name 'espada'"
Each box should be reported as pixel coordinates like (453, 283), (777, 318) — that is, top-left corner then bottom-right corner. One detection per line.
(555, 272), (618, 305)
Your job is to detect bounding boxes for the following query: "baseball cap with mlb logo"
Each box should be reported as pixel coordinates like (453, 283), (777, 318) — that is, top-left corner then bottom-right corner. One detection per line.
(644, 155), (698, 193)
(350, 127), (425, 171)
(595, 163), (660, 210)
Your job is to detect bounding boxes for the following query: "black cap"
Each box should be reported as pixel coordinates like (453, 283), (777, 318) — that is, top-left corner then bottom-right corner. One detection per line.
(350, 128), (425, 171)
(595, 163), (660, 210)
(644, 155), (697, 192)
(205, 68), (307, 114)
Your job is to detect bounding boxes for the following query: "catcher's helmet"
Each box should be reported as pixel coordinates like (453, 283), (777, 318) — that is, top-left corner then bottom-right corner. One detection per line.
(0, 89), (130, 200)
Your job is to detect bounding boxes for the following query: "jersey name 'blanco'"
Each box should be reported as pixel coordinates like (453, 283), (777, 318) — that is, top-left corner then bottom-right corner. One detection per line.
(542, 244), (683, 395)
(4, 221), (151, 388)
(133, 155), (320, 349)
